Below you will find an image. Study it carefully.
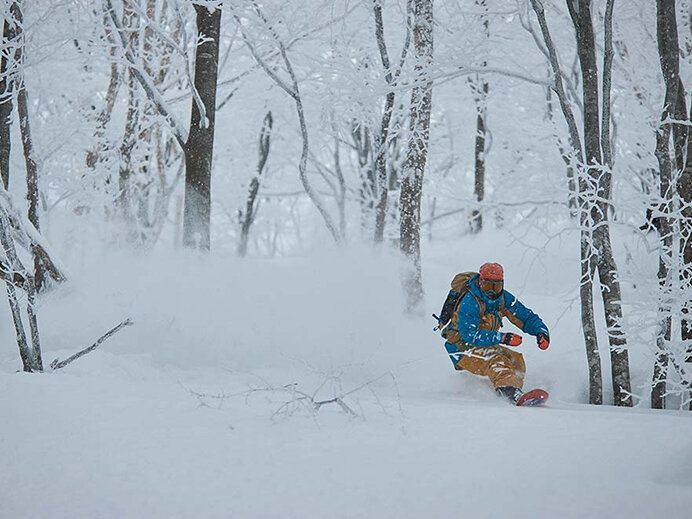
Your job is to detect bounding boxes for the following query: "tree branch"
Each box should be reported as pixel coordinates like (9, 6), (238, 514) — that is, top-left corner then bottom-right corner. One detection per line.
(50, 318), (134, 370)
(104, 0), (187, 149)
(528, 0), (584, 161)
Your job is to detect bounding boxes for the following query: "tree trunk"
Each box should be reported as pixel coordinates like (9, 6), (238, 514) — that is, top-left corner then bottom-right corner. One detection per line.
(529, 0), (603, 404)
(0, 2), (22, 189)
(655, 0), (687, 171)
(400, 0), (434, 312)
(8, 0), (45, 290)
(239, 111), (273, 257)
(470, 76), (488, 234)
(374, 98), (395, 243)
(86, 3), (123, 170)
(353, 123), (375, 235)
(580, 240), (602, 404)
(16, 88), (37, 229)
(17, 80), (47, 290)
(673, 8), (692, 367)
(116, 0), (138, 231)
(652, 121), (674, 408)
(545, 85), (578, 216)
(373, 0), (412, 243)
(594, 225), (631, 405)
(470, 0), (489, 234)
(119, 68), (140, 240)
(568, 0), (631, 406)
(331, 124), (347, 239)
(183, 4), (222, 251)
(655, 0), (692, 407)
(0, 205), (41, 372)
(601, 0), (615, 192)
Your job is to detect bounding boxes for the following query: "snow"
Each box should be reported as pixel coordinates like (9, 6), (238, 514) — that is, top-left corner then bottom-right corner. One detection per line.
(3, 1), (689, 516)
(3, 361), (691, 518)
(2, 231), (691, 519)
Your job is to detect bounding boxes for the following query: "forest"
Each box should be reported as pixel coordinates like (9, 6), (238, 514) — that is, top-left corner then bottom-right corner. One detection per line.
(2, 1), (692, 517)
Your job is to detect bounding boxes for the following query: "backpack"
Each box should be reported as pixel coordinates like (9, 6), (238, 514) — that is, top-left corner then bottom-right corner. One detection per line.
(436, 272), (477, 340)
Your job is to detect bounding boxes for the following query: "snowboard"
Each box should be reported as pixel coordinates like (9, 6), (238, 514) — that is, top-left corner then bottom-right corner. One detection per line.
(516, 388), (549, 407)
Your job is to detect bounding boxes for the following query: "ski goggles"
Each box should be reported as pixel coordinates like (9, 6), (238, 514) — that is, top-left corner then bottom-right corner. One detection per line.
(479, 278), (504, 294)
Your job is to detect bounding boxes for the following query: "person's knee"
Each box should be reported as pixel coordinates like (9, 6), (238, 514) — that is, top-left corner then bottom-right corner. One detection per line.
(488, 355), (523, 387)
(488, 353), (513, 372)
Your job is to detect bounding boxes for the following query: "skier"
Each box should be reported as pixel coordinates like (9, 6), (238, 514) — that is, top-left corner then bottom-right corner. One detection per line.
(437, 262), (550, 406)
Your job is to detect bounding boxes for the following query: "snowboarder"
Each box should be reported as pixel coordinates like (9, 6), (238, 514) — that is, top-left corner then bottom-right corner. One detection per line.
(437, 262), (550, 406)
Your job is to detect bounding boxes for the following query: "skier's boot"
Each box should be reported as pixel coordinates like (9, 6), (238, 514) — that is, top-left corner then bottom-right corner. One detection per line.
(496, 385), (522, 405)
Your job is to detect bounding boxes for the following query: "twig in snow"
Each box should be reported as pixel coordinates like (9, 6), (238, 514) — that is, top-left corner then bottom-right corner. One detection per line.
(182, 383), (232, 409)
(231, 370), (402, 420)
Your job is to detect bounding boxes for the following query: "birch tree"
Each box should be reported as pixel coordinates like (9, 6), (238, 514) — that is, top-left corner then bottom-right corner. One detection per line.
(400, 0), (434, 312)
(469, 0), (490, 234)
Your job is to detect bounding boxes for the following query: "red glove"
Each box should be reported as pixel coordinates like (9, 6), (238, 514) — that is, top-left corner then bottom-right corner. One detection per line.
(537, 332), (550, 350)
(500, 333), (523, 347)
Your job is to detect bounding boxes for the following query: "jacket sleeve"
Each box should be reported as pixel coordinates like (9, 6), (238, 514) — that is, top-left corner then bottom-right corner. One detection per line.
(456, 294), (502, 347)
(503, 291), (548, 337)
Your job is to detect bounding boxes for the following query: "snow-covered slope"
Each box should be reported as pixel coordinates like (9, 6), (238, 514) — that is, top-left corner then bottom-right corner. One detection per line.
(3, 358), (691, 519)
(2, 231), (691, 518)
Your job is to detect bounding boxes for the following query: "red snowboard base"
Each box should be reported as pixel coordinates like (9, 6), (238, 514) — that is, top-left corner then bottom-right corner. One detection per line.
(516, 388), (549, 407)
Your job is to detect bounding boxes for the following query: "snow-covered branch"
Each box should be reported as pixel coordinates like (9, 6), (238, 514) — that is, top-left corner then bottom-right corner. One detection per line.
(104, 0), (188, 149)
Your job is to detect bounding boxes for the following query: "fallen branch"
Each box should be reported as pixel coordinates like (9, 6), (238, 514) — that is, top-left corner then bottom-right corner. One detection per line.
(189, 368), (403, 421)
(50, 318), (133, 370)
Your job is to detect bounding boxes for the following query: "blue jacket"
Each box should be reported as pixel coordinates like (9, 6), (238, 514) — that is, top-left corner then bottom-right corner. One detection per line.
(455, 275), (548, 348)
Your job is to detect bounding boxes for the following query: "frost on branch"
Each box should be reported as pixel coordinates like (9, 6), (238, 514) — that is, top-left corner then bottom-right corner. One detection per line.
(50, 318), (134, 370)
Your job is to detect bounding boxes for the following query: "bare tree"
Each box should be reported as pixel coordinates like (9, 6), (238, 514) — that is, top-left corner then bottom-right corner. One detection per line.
(231, 0), (342, 243)
(117, 2), (140, 241)
(0, 1), (64, 291)
(352, 121), (375, 235)
(400, 0), (434, 312)
(86, 4), (123, 170)
(568, 0), (631, 407)
(7, 1), (46, 289)
(238, 111), (273, 257)
(0, 186), (46, 372)
(105, 0), (222, 251)
(652, 0), (692, 409)
(0, 1), (21, 189)
(584, 0), (631, 407)
(182, 2), (222, 250)
(372, 0), (412, 243)
(469, 0), (489, 234)
(530, 0), (631, 406)
(0, 209), (37, 372)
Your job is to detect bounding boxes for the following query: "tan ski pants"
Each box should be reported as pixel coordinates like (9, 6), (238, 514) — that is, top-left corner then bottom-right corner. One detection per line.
(455, 346), (526, 389)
